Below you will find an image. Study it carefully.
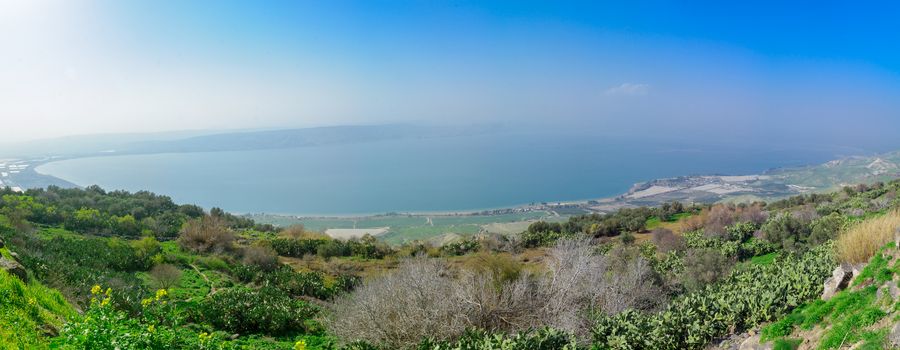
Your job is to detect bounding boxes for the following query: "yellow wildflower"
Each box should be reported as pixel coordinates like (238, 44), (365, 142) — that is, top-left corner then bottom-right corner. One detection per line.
(90, 285), (102, 295)
(155, 289), (168, 300)
(294, 340), (307, 350)
(100, 298), (110, 306)
(141, 298), (153, 307)
(147, 324), (156, 333)
(105, 288), (112, 297)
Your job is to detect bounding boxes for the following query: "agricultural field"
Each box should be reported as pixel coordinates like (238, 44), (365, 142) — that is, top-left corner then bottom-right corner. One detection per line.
(249, 211), (561, 245)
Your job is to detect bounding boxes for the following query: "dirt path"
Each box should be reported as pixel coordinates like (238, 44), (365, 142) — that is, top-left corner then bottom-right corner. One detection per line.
(189, 263), (217, 296)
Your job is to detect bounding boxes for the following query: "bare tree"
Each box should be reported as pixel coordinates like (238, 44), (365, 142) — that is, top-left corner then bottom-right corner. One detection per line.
(325, 257), (467, 348)
(150, 263), (182, 290)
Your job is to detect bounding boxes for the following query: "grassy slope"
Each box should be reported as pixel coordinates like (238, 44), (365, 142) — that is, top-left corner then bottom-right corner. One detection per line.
(0, 267), (76, 349)
(760, 243), (900, 350)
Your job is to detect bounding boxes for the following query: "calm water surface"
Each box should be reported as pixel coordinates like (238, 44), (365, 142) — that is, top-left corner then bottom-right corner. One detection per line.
(36, 131), (848, 215)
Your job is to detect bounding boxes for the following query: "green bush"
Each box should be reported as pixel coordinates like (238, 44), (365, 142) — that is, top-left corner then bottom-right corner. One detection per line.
(592, 243), (835, 350)
(192, 286), (318, 336)
(418, 328), (578, 350)
(270, 238), (328, 257)
(440, 237), (480, 256)
(54, 286), (231, 350)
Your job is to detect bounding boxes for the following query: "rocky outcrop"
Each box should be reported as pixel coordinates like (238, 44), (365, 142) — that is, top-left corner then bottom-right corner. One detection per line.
(738, 334), (773, 350)
(0, 256), (27, 281)
(821, 263), (863, 300)
(890, 322), (900, 348)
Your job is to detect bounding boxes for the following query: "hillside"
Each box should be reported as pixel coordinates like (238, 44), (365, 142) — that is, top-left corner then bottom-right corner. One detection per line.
(1, 180), (899, 349)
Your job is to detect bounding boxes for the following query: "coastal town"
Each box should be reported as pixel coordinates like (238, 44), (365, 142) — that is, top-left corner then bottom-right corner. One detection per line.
(0, 157), (76, 193)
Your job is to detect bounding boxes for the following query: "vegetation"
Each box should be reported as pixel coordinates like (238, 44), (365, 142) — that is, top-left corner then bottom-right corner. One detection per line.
(760, 243), (900, 349)
(2, 178), (900, 349)
(0, 269), (76, 349)
(836, 209), (900, 263)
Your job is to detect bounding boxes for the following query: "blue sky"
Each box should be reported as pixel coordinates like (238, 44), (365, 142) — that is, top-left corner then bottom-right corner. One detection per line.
(2, 0), (900, 150)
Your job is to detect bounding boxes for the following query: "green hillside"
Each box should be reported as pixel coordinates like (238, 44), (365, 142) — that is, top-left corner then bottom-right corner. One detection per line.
(1, 179), (900, 349)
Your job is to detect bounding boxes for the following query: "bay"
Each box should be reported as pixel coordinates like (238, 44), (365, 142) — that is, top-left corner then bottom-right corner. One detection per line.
(35, 131), (848, 215)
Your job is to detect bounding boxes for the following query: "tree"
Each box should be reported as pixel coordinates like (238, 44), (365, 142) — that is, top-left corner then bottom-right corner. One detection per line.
(67, 207), (106, 233)
(113, 215), (141, 237)
(762, 213), (811, 251)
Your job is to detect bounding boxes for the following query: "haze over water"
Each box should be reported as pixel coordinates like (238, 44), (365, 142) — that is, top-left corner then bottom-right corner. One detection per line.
(36, 131), (862, 215)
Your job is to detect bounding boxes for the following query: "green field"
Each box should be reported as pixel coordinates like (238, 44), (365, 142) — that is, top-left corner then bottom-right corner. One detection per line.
(251, 211), (562, 245)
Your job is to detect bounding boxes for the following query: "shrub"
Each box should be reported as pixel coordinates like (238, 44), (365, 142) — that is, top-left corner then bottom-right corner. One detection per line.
(327, 240), (663, 347)
(592, 243), (835, 349)
(680, 248), (732, 292)
(270, 238), (327, 257)
(16, 234), (151, 310)
(149, 263), (182, 290)
(242, 246), (280, 271)
(651, 228), (684, 253)
(419, 328), (578, 350)
(326, 258), (466, 348)
(55, 285), (231, 350)
(807, 212), (847, 245)
(194, 286), (317, 336)
(762, 212), (811, 251)
(440, 236), (480, 256)
(836, 210), (900, 264)
(177, 216), (234, 254)
(463, 252), (522, 287)
(317, 240), (351, 259)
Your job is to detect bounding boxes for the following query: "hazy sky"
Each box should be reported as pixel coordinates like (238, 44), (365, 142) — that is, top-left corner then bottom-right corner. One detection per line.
(3, 1), (900, 148)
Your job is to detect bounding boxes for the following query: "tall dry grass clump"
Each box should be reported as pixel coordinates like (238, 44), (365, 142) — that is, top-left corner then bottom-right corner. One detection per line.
(836, 210), (900, 264)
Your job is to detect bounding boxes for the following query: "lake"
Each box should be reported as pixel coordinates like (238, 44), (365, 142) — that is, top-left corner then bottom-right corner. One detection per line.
(35, 131), (852, 215)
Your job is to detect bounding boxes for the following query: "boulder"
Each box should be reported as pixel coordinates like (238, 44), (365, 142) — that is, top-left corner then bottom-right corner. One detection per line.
(822, 263), (862, 300)
(0, 257), (27, 281)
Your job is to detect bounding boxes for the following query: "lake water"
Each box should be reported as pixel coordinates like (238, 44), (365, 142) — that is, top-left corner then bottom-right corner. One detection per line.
(35, 131), (852, 215)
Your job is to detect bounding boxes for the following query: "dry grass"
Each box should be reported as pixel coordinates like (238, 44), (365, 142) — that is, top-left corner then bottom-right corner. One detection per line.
(836, 210), (900, 264)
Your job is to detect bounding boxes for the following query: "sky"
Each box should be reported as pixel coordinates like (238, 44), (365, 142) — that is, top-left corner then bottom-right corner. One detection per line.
(2, 0), (900, 149)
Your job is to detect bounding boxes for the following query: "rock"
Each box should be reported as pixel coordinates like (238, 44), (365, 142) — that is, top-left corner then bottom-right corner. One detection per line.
(890, 322), (900, 347)
(8, 251), (20, 262)
(822, 263), (859, 300)
(739, 334), (773, 350)
(892, 227), (900, 249)
(0, 257), (27, 281)
(878, 281), (900, 301)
